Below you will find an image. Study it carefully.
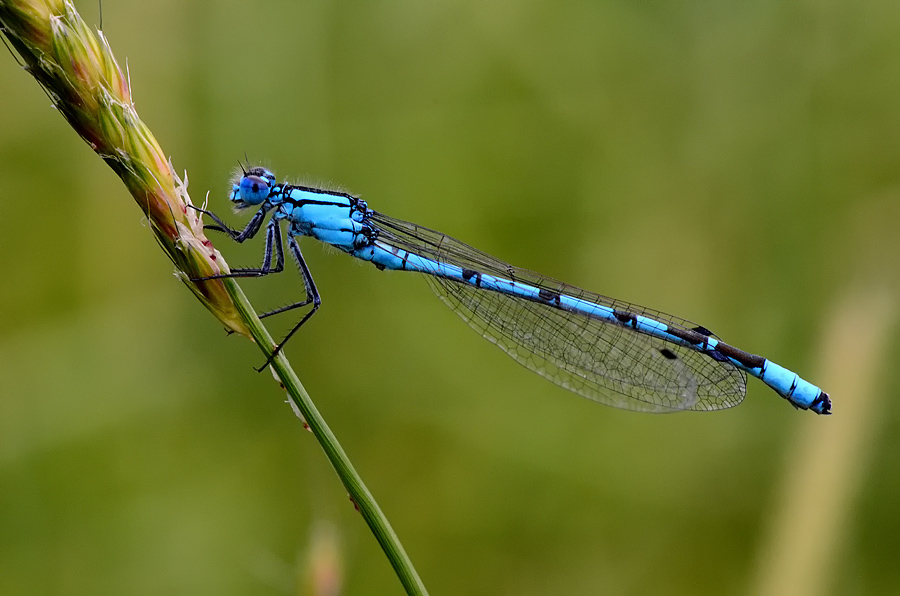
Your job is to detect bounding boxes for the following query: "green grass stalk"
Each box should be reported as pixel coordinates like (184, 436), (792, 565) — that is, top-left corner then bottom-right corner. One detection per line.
(0, 1), (428, 594)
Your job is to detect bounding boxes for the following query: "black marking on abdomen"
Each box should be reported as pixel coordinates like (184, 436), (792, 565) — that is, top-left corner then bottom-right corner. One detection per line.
(714, 342), (765, 368)
(614, 310), (638, 327)
(659, 348), (677, 360)
(538, 288), (562, 306)
(462, 268), (483, 287)
(692, 325), (714, 337)
(666, 326), (707, 346)
(812, 392), (831, 414)
(386, 245), (410, 270)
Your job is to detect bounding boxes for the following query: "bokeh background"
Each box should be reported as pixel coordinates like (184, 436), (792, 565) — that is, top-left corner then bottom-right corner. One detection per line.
(2, 1), (900, 594)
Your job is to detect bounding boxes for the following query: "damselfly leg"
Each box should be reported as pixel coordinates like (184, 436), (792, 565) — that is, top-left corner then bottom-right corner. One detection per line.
(190, 205), (322, 368)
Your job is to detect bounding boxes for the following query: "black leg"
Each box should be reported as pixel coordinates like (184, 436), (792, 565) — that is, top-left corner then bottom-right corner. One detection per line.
(258, 234), (319, 319)
(192, 218), (284, 282)
(230, 219), (285, 276)
(256, 236), (321, 371)
(189, 204), (268, 243)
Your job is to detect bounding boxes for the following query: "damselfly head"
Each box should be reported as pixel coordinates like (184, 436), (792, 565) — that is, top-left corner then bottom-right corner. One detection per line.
(230, 167), (276, 208)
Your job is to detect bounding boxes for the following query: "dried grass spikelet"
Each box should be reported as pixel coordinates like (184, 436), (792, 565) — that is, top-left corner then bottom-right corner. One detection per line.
(0, 0), (249, 335)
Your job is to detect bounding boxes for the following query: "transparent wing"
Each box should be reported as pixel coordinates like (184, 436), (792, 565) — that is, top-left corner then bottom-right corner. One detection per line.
(368, 211), (747, 413)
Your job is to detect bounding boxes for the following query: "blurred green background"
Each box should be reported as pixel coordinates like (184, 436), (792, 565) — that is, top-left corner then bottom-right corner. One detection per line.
(2, 0), (900, 594)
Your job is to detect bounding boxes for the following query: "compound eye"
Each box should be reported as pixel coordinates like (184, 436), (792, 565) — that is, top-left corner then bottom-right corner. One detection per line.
(239, 174), (270, 204)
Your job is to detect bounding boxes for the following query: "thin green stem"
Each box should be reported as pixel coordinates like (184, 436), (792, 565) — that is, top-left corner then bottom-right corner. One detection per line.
(223, 279), (429, 596)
